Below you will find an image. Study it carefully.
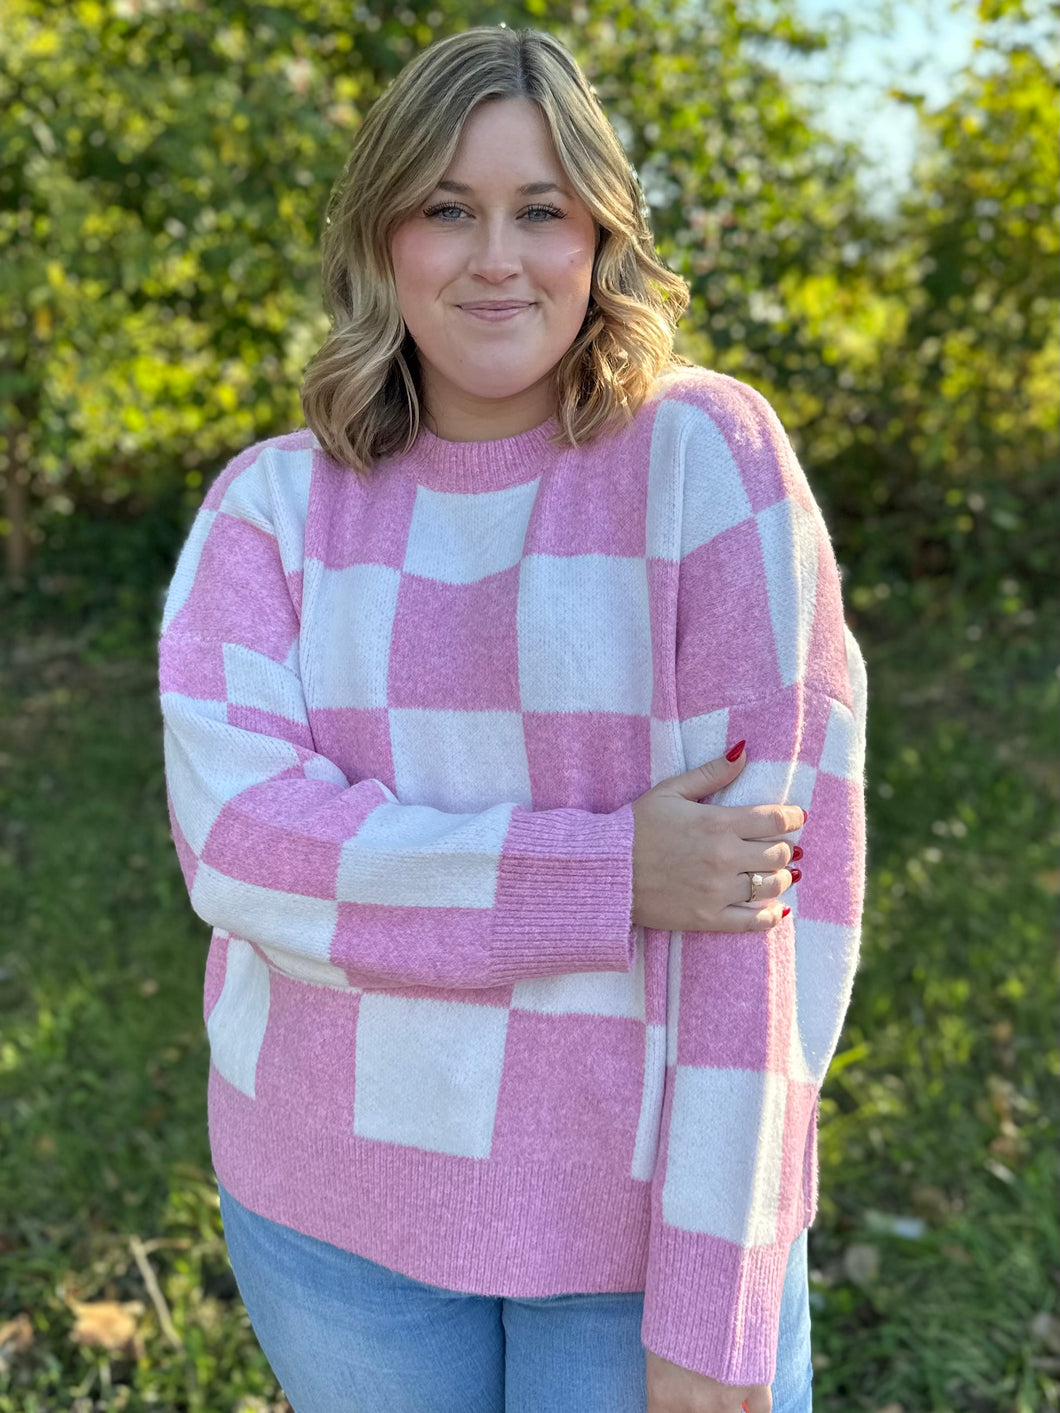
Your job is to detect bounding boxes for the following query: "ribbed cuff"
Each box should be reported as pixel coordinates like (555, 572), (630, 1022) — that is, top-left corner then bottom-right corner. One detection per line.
(489, 803), (637, 983)
(641, 1223), (789, 1386)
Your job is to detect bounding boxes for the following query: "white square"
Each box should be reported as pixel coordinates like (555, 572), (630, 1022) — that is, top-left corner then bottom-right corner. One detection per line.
(223, 643), (309, 728)
(792, 918), (859, 1087)
(517, 554), (653, 713)
(650, 716), (684, 787)
(161, 508), (218, 632)
(403, 480), (540, 585)
(511, 936), (645, 1019)
(709, 757), (817, 825)
(206, 938), (271, 1098)
(389, 707), (532, 812)
(757, 499), (819, 689)
(336, 796), (513, 909)
(256, 942), (360, 992)
(819, 698), (862, 782)
(301, 559), (401, 709)
(662, 1066), (788, 1245)
(645, 402), (685, 562)
(665, 933), (683, 1066)
(675, 401), (754, 556)
(190, 863), (340, 958)
(678, 709), (730, 779)
(353, 994), (509, 1158)
(162, 711), (302, 855)
(630, 1022), (667, 1180)
(263, 446), (313, 576)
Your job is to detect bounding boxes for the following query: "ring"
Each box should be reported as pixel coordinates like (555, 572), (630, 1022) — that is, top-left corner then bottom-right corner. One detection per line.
(746, 872), (764, 904)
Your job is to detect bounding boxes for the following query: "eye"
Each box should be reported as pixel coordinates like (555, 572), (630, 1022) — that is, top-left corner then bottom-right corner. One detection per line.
(421, 203), (567, 223)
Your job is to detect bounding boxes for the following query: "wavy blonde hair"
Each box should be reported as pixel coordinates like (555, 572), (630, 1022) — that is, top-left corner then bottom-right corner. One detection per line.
(300, 24), (692, 474)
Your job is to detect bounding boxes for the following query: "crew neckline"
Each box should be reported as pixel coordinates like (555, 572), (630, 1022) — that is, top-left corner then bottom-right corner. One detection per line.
(394, 413), (565, 492)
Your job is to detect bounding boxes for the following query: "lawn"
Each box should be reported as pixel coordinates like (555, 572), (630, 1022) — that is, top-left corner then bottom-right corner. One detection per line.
(1, 550), (1057, 1413)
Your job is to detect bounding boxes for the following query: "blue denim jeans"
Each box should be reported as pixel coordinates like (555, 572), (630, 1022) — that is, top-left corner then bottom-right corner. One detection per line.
(218, 1184), (813, 1412)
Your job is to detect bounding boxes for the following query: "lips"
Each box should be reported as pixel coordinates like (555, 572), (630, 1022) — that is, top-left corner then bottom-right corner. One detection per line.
(459, 302), (532, 311)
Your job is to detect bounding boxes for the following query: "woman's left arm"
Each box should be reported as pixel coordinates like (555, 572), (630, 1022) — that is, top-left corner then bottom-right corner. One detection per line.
(640, 374), (868, 1389)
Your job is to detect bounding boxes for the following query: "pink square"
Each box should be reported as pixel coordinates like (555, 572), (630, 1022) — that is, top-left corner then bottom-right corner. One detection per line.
(649, 557), (680, 720)
(643, 929), (672, 1027)
(805, 541), (853, 704)
(305, 450), (417, 571)
(522, 710), (649, 812)
(251, 970), (361, 1144)
(388, 567), (521, 711)
(677, 520), (783, 717)
(796, 773), (863, 924)
(491, 1011), (645, 1167)
(776, 1078), (818, 1243)
(169, 514), (298, 663)
(675, 929), (794, 1074)
(202, 932), (229, 1023)
(332, 902), (496, 990)
(724, 688), (801, 768)
(308, 706), (395, 791)
(524, 421), (650, 559)
(691, 377), (789, 515)
(202, 773), (343, 898)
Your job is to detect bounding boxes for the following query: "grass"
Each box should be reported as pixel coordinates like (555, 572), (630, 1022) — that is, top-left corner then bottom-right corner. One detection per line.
(0, 558), (1056, 1412)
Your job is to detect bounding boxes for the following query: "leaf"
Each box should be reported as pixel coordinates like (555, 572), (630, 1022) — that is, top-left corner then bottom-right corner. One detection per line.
(68, 1299), (144, 1355)
(0, 1312), (35, 1364)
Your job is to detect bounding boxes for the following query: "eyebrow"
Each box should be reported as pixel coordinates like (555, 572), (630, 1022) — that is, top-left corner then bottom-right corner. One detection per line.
(434, 179), (568, 197)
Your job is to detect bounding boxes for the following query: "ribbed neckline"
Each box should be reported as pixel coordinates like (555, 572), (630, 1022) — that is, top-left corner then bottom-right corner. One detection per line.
(394, 413), (565, 493)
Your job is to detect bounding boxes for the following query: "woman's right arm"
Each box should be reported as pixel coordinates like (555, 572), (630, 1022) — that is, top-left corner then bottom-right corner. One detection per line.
(160, 448), (638, 992)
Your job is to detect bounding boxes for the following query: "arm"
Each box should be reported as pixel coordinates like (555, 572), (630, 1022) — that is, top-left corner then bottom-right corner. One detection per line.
(640, 376), (867, 1386)
(159, 441), (637, 991)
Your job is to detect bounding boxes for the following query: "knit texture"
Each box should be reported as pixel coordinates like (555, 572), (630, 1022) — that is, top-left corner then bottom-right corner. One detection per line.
(159, 365), (867, 1386)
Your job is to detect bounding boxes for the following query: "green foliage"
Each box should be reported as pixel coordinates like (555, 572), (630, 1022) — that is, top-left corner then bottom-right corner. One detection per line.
(3, 0), (1055, 606)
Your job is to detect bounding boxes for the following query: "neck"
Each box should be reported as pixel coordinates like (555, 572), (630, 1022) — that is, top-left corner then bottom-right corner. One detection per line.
(419, 372), (556, 444)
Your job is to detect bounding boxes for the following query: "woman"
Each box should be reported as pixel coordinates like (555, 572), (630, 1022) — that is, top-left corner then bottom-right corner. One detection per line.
(158, 24), (866, 1413)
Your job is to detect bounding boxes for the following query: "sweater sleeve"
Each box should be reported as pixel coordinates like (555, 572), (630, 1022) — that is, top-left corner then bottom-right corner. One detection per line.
(640, 378), (867, 1386)
(159, 445), (637, 992)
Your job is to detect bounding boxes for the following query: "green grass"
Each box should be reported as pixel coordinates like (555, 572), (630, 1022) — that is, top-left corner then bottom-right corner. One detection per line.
(0, 576), (1056, 1412)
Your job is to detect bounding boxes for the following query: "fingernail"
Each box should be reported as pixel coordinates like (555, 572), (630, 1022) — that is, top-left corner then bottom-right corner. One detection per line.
(800, 808), (808, 823)
(790, 868), (802, 883)
(725, 740), (746, 762)
(782, 907), (791, 918)
(791, 845), (803, 861)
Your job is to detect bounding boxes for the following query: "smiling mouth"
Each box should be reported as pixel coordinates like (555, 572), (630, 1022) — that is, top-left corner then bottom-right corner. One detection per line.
(459, 304), (533, 322)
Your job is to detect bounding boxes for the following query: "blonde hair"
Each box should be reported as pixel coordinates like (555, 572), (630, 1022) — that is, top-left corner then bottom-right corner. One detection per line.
(300, 25), (692, 474)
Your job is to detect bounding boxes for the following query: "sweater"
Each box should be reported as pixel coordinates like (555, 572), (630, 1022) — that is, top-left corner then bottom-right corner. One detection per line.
(158, 364), (867, 1388)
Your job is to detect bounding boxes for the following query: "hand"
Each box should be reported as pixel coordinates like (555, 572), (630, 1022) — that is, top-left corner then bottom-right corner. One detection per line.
(645, 1349), (772, 1413)
(630, 746), (804, 934)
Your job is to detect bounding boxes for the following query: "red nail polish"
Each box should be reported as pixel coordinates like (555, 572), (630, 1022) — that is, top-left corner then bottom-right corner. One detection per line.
(800, 808), (808, 824)
(791, 846), (803, 861)
(790, 868), (802, 883)
(725, 740), (746, 762)
(782, 907), (791, 918)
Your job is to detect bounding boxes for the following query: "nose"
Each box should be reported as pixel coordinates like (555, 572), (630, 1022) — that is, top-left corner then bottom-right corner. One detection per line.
(466, 217), (522, 281)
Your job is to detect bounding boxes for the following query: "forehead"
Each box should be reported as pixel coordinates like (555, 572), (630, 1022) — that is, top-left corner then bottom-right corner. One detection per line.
(442, 98), (562, 180)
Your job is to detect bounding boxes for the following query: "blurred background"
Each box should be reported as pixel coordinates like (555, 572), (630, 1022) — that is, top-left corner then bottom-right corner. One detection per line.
(0, 1), (1056, 1409)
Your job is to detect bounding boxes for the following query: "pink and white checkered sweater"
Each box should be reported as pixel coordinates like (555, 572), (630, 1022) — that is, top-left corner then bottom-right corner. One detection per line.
(159, 364), (866, 1387)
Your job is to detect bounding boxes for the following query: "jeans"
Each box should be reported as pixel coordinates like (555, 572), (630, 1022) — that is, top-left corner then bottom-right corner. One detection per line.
(218, 1184), (813, 1412)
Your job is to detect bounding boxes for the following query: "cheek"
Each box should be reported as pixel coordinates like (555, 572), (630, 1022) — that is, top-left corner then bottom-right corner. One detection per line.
(392, 230), (445, 300)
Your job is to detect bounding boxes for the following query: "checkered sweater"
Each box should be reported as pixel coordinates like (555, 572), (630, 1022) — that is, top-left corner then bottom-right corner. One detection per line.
(159, 365), (866, 1387)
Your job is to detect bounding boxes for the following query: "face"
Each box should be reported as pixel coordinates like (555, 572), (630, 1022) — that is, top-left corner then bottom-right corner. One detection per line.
(390, 97), (599, 441)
